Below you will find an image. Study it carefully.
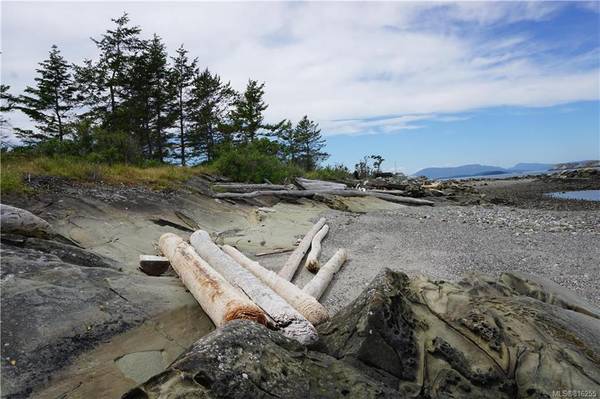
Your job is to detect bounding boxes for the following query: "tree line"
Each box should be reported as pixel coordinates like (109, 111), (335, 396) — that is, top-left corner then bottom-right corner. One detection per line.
(1, 13), (328, 171)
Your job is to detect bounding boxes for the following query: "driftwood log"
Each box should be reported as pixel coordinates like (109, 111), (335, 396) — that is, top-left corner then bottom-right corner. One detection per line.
(212, 183), (294, 193)
(159, 233), (267, 327)
(222, 245), (330, 325)
(303, 249), (348, 300)
(0, 204), (54, 238)
(214, 189), (434, 206)
(255, 247), (295, 257)
(305, 224), (329, 272)
(190, 230), (318, 344)
(295, 177), (347, 191)
(278, 217), (327, 281)
(369, 189), (407, 196)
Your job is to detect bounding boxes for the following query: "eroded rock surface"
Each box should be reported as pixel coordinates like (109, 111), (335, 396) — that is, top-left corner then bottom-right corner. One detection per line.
(0, 233), (209, 399)
(128, 269), (600, 398)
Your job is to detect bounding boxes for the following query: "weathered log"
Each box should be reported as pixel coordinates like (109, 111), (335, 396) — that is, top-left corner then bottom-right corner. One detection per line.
(222, 245), (330, 325)
(305, 224), (329, 273)
(190, 230), (318, 344)
(369, 189), (407, 196)
(159, 233), (267, 327)
(278, 217), (327, 281)
(255, 247), (295, 257)
(303, 249), (347, 300)
(0, 204), (54, 238)
(295, 177), (347, 191)
(215, 189), (434, 206)
(139, 255), (170, 276)
(212, 183), (294, 193)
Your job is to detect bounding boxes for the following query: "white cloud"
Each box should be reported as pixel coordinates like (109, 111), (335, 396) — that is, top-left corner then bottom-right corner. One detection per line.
(1, 1), (598, 138)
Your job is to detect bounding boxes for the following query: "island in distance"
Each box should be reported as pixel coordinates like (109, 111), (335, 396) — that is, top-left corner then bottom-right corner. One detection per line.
(414, 160), (599, 180)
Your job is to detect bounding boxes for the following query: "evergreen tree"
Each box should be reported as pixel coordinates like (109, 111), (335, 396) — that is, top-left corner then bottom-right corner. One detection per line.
(294, 116), (328, 170)
(274, 119), (298, 162)
(170, 45), (198, 165)
(127, 34), (175, 161)
(187, 69), (236, 162)
(229, 79), (268, 143)
(1, 85), (18, 147)
(84, 13), (143, 131)
(16, 45), (75, 143)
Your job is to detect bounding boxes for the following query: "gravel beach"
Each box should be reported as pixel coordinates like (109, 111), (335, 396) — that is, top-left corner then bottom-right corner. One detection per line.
(259, 177), (600, 314)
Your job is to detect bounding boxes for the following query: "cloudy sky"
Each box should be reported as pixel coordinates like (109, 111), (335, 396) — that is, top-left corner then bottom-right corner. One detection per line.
(2, 1), (599, 173)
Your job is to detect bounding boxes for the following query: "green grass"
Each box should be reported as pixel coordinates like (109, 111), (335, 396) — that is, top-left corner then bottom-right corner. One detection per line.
(1, 154), (213, 195)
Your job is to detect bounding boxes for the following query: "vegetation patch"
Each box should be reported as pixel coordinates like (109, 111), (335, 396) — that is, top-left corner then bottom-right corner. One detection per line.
(0, 153), (211, 194)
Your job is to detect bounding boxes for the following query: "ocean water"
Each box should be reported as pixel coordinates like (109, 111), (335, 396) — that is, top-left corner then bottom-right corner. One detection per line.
(546, 190), (600, 202)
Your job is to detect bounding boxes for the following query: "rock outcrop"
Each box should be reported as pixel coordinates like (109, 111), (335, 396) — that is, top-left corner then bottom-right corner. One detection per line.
(0, 234), (209, 399)
(127, 269), (600, 398)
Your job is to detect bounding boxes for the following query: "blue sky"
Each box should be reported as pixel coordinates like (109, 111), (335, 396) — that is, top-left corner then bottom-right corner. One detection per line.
(2, 1), (599, 173)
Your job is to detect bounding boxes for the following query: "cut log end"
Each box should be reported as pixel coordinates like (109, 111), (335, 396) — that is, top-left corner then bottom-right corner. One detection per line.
(223, 304), (269, 326)
(306, 259), (320, 273)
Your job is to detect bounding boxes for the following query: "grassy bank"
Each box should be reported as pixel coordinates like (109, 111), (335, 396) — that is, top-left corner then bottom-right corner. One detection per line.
(1, 154), (212, 194)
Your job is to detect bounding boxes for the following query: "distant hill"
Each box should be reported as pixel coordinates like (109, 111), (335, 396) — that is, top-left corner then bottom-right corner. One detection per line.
(508, 163), (554, 172)
(414, 164), (507, 179)
(414, 162), (553, 179)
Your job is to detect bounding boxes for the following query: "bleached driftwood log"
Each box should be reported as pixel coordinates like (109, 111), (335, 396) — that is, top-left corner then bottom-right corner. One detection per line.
(0, 204), (54, 238)
(305, 224), (329, 273)
(295, 177), (347, 191)
(159, 233), (267, 327)
(222, 245), (330, 325)
(190, 230), (318, 344)
(278, 217), (327, 281)
(214, 189), (434, 206)
(303, 249), (348, 300)
(212, 183), (294, 193)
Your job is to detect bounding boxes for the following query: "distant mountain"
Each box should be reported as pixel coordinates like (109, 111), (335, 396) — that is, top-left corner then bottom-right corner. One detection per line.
(413, 164), (506, 179)
(414, 162), (554, 179)
(508, 163), (553, 172)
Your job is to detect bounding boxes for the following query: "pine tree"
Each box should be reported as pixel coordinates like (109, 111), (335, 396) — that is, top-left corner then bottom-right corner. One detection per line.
(127, 34), (175, 161)
(187, 69), (237, 162)
(16, 45), (75, 143)
(83, 13), (143, 131)
(170, 45), (198, 165)
(1, 85), (18, 147)
(229, 79), (268, 143)
(294, 116), (328, 170)
(275, 119), (298, 162)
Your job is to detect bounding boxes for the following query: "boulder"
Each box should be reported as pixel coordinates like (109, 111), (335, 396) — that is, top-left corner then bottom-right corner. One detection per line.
(126, 270), (600, 398)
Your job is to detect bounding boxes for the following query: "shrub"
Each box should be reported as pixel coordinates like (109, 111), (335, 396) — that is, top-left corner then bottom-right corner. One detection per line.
(212, 142), (302, 183)
(305, 164), (351, 181)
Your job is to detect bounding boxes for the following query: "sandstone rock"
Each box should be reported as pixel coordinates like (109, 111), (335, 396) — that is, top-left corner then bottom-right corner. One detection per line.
(0, 234), (205, 398)
(126, 269), (600, 398)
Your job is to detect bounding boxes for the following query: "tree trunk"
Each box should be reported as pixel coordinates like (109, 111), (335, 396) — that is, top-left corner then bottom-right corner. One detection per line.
(190, 230), (318, 344)
(303, 249), (347, 300)
(214, 189), (434, 206)
(179, 88), (186, 166)
(305, 224), (329, 273)
(159, 233), (267, 327)
(222, 245), (330, 325)
(278, 217), (327, 281)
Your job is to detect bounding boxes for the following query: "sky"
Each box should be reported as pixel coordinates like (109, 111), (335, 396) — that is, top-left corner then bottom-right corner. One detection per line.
(1, 1), (599, 174)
